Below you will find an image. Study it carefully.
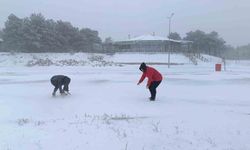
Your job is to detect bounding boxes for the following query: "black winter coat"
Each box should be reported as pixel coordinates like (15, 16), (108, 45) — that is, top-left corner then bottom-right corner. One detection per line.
(50, 75), (71, 93)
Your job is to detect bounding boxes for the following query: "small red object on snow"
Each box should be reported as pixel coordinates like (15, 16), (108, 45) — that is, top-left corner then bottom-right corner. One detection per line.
(215, 64), (221, 71)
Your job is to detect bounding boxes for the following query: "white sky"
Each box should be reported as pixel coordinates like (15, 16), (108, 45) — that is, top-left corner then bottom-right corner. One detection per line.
(0, 0), (250, 46)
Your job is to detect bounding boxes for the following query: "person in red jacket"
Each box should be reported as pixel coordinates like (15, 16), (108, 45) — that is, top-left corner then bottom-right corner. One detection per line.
(137, 62), (163, 101)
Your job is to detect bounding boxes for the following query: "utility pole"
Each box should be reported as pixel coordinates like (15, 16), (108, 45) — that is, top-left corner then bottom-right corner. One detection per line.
(167, 13), (174, 68)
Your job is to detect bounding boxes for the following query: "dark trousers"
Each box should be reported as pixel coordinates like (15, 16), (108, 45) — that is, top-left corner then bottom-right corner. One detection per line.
(51, 79), (63, 93)
(149, 80), (162, 100)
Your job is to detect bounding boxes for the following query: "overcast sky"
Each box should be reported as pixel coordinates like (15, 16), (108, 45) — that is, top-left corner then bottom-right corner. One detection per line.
(0, 0), (250, 46)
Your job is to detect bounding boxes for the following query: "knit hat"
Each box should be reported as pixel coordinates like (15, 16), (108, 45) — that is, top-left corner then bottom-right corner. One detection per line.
(139, 62), (147, 72)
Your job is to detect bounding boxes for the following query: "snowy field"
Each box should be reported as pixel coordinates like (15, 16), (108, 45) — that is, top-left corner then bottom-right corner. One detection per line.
(0, 53), (250, 150)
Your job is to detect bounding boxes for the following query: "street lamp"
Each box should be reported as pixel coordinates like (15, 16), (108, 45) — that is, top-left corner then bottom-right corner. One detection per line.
(167, 13), (174, 68)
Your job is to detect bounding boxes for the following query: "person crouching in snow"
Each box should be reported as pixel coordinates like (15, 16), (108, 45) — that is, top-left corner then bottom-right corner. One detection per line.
(50, 75), (71, 96)
(137, 63), (163, 101)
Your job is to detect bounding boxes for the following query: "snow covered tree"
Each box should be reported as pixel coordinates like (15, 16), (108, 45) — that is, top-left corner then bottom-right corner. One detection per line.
(2, 14), (25, 52)
(184, 30), (226, 57)
(0, 29), (3, 51)
(236, 44), (250, 59)
(104, 37), (113, 44)
(2, 13), (102, 52)
(0, 29), (3, 38)
(79, 28), (102, 52)
(168, 32), (181, 40)
(22, 13), (47, 52)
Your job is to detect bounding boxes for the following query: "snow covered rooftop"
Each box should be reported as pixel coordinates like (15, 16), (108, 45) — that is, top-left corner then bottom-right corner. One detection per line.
(129, 35), (168, 41)
(116, 34), (192, 43)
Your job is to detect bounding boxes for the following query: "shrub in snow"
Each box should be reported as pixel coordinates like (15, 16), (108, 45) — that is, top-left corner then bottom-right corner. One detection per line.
(26, 58), (54, 66)
(88, 54), (122, 67)
(35, 120), (46, 126)
(17, 118), (30, 126)
(88, 55), (105, 62)
(56, 59), (86, 66)
(27, 58), (88, 66)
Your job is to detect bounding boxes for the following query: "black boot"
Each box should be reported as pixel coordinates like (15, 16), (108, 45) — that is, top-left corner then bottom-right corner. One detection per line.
(149, 97), (155, 101)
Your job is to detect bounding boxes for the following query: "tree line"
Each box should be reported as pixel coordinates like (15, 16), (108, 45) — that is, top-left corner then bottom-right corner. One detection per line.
(222, 44), (250, 60)
(0, 13), (249, 59)
(169, 30), (226, 57)
(0, 13), (102, 52)
(168, 31), (250, 59)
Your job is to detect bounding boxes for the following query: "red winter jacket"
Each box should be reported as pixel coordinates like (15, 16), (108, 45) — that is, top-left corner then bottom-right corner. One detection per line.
(138, 66), (163, 86)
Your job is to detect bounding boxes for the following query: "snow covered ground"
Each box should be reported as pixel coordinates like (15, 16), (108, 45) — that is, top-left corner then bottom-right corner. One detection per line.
(0, 52), (250, 150)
